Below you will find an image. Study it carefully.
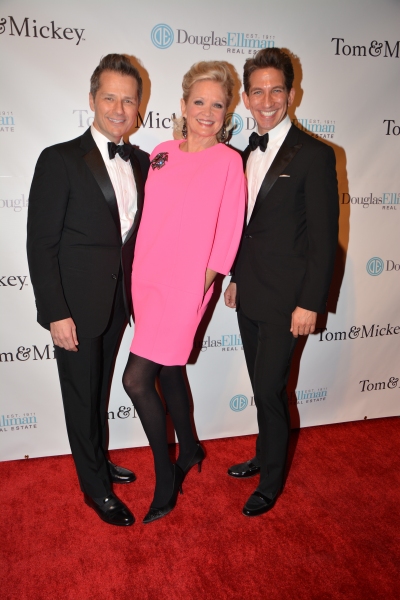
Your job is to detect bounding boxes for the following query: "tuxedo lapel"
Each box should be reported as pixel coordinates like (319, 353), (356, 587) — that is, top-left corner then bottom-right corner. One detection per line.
(81, 130), (121, 237)
(123, 151), (145, 245)
(242, 145), (251, 169)
(248, 125), (302, 225)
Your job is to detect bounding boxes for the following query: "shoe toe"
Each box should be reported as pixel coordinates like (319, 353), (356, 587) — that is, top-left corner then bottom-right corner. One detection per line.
(108, 461), (136, 484)
(143, 506), (170, 524)
(227, 460), (260, 478)
(242, 492), (276, 517)
(110, 507), (135, 526)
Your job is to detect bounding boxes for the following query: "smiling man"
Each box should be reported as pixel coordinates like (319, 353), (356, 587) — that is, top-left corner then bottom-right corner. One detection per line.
(27, 54), (149, 526)
(225, 48), (338, 517)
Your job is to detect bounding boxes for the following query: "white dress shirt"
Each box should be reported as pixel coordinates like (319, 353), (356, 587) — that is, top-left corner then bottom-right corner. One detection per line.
(246, 115), (292, 223)
(91, 125), (137, 241)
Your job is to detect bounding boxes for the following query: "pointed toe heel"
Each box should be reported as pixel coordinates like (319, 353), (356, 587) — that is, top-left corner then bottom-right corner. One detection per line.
(143, 465), (184, 524)
(182, 443), (205, 480)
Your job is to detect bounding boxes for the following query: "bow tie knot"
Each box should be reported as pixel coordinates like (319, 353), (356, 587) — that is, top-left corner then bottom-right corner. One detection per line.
(249, 131), (269, 152)
(107, 141), (132, 161)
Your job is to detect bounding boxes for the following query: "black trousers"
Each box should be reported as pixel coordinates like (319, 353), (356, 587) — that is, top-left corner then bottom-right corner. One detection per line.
(54, 278), (127, 498)
(238, 308), (298, 498)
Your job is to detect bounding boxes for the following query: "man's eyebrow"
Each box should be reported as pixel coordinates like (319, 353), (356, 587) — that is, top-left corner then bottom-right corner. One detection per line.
(99, 91), (135, 98)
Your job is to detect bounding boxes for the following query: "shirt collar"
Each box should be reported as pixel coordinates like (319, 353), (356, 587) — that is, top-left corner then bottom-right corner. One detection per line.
(257, 114), (291, 144)
(90, 124), (123, 154)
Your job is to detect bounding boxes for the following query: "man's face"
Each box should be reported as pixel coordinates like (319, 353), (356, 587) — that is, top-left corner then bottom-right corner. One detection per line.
(89, 70), (139, 142)
(242, 67), (295, 135)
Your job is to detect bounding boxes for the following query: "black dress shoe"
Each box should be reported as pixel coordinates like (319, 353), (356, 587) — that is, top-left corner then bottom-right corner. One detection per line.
(143, 465), (184, 524)
(84, 492), (135, 526)
(227, 459), (261, 478)
(108, 460), (136, 484)
(242, 491), (277, 517)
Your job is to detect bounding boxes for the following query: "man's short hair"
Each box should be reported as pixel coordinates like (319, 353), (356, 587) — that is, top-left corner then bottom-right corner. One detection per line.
(90, 54), (143, 102)
(243, 48), (294, 95)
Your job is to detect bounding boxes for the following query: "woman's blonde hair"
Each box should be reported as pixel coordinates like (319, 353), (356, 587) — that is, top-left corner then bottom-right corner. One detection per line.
(173, 61), (235, 142)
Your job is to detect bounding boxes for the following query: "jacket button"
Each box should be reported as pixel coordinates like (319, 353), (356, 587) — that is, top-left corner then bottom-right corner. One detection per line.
(111, 274), (117, 280)
(245, 234), (253, 239)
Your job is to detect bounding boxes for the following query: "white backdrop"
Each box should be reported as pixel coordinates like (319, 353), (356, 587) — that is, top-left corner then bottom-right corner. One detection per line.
(1, 0), (399, 461)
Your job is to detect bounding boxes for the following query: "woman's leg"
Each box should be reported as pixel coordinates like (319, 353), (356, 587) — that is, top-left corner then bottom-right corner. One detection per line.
(122, 353), (173, 507)
(159, 365), (198, 471)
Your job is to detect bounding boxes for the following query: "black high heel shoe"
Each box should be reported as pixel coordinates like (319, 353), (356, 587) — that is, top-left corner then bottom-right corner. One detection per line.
(182, 443), (205, 479)
(143, 464), (184, 524)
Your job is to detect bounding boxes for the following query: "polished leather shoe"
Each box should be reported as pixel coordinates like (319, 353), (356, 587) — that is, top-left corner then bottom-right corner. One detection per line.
(143, 465), (184, 524)
(242, 491), (277, 517)
(227, 459), (261, 478)
(84, 492), (135, 526)
(108, 460), (136, 484)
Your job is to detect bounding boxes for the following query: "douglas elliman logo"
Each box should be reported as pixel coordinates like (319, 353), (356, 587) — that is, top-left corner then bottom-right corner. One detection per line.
(366, 257), (400, 276)
(151, 24), (174, 49)
(230, 395), (248, 412)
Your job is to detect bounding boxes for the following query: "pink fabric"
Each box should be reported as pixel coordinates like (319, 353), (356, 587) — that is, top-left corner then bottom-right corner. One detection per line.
(130, 140), (246, 365)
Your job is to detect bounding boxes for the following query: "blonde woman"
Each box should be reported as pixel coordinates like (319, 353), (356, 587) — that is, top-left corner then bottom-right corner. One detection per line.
(123, 61), (246, 523)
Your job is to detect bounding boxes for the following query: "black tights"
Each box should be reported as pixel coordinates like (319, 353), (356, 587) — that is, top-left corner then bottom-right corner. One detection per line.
(122, 353), (198, 507)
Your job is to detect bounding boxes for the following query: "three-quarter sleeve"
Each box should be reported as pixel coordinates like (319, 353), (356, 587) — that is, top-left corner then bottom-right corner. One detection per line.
(207, 152), (246, 275)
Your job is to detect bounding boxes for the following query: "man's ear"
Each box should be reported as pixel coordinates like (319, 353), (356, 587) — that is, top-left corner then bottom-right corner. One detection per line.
(288, 87), (295, 108)
(89, 93), (95, 112)
(242, 90), (250, 110)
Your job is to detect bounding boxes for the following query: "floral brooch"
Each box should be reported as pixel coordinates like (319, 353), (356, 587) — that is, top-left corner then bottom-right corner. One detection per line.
(150, 152), (169, 170)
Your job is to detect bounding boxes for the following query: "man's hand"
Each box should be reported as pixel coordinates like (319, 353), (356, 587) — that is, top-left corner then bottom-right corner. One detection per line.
(50, 318), (79, 351)
(290, 307), (317, 338)
(224, 282), (237, 308)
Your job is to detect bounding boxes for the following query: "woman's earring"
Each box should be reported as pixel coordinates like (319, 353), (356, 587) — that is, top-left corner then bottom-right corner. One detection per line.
(182, 117), (187, 139)
(220, 125), (227, 142)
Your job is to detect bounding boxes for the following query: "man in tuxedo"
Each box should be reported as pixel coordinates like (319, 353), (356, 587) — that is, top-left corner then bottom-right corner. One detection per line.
(225, 48), (338, 517)
(27, 54), (149, 526)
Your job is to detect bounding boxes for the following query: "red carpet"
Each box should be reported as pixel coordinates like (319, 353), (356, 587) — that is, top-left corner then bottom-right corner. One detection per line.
(2, 418), (399, 600)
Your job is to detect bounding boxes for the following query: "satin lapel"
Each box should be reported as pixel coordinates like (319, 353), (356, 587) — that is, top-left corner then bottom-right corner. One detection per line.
(249, 139), (302, 225)
(124, 151), (145, 245)
(242, 145), (251, 169)
(83, 145), (121, 237)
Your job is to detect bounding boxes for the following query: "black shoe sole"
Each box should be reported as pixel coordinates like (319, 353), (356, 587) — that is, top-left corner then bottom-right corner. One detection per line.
(110, 476), (137, 484)
(242, 503), (275, 517)
(96, 511), (135, 526)
(227, 469), (261, 478)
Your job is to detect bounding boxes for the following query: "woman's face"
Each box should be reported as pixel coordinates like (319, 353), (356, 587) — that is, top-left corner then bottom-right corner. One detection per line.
(181, 79), (227, 141)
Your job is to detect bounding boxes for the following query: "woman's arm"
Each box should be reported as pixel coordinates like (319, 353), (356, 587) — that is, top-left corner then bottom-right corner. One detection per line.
(204, 268), (217, 294)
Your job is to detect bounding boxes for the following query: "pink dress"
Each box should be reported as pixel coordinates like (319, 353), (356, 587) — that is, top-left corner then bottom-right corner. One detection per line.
(130, 140), (246, 365)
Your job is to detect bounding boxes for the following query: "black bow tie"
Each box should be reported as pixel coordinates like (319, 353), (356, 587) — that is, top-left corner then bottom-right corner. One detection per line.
(249, 131), (269, 152)
(107, 141), (132, 161)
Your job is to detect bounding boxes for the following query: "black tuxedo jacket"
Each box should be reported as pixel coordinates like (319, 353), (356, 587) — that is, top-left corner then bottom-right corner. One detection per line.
(27, 128), (150, 338)
(233, 124), (338, 321)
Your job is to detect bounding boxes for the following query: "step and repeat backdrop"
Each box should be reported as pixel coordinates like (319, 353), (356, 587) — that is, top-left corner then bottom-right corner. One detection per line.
(1, 0), (399, 461)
